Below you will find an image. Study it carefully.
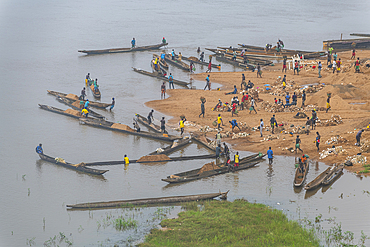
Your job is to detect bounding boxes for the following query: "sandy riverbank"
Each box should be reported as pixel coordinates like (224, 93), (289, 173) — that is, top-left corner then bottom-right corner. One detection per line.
(146, 50), (370, 175)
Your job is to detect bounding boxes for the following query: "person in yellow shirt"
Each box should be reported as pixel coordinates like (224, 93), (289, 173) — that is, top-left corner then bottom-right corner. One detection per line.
(217, 114), (223, 130)
(178, 52), (182, 61)
(123, 154), (129, 165)
(81, 108), (88, 117)
(179, 117), (186, 135)
(234, 152), (239, 171)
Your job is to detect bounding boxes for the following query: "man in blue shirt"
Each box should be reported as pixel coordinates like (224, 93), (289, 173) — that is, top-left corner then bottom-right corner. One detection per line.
(84, 99), (89, 109)
(285, 92), (290, 104)
(131, 38), (136, 48)
(267, 147), (273, 165)
(168, 73), (174, 89)
(36, 144), (43, 154)
(204, 75), (210, 90)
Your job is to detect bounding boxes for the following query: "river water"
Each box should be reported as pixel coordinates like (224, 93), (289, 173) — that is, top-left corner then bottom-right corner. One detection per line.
(1, 0), (370, 246)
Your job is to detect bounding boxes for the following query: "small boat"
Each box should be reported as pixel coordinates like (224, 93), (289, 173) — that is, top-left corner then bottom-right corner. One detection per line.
(293, 161), (309, 187)
(88, 82), (101, 99)
(304, 165), (336, 190)
(79, 118), (179, 142)
(78, 43), (168, 55)
(162, 153), (264, 184)
(37, 153), (108, 175)
(132, 68), (189, 87)
(322, 164), (344, 186)
(148, 138), (192, 156)
(164, 54), (191, 72)
(56, 96), (105, 119)
(47, 90), (112, 109)
(38, 104), (93, 120)
(66, 191), (228, 209)
(135, 113), (161, 133)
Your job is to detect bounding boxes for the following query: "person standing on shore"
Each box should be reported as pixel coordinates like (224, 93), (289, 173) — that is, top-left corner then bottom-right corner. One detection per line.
(217, 114), (224, 129)
(295, 135), (303, 153)
(333, 52), (337, 62)
(311, 109), (317, 130)
(294, 60), (299, 75)
(160, 117), (166, 133)
(249, 97), (257, 114)
(282, 75), (287, 89)
(282, 57), (287, 73)
(216, 144), (221, 159)
(327, 52), (331, 65)
(305, 117), (311, 135)
(267, 147), (273, 165)
(204, 75), (211, 90)
(356, 129), (364, 146)
(168, 73), (174, 89)
(326, 96), (331, 113)
(351, 49), (356, 59)
(260, 119), (264, 137)
(336, 58), (342, 73)
(257, 64), (262, 78)
(216, 131), (222, 146)
(241, 74), (246, 90)
(355, 58), (360, 73)
(315, 132), (321, 151)
(270, 115), (277, 134)
(161, 82), (166, 99)
(301, 90), (306, 107)
(199, 99), (205, 117)
(318, 61), (322, 78)
(285, 92), (290, 105)
(332, 59), (336, 74)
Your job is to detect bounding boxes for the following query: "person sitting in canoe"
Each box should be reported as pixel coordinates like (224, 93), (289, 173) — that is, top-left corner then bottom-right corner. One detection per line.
(81, 108), (89, 117)
(162, 37), (166, 44)
(36, 143), (43, 154)
(131, 38), (136, 48)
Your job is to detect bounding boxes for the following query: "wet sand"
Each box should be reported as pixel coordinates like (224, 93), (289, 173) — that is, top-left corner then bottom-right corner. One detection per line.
(146, 50), (370, 175)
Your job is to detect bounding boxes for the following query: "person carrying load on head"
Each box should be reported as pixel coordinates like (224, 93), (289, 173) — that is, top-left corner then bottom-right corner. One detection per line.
(131, 38), (136, 48)
(36, 144), (43, 154)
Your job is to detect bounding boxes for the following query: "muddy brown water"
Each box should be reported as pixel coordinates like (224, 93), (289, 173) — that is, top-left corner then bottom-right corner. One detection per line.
(1, 0), (370, 246)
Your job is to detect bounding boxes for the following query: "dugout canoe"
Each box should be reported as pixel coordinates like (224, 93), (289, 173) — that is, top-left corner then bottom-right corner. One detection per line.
(47, 90), (112, 109)
(304, 165), (336, 190)
(84, 154), (218, 166)
(322, 164), (344, 186)
(66, 191), (228, 209)
(78, 43), (168, 55)
(135, 113), (162, 133)
(79, 118), (179, 142)
(215, 55), (256, 71)
(38, 104), (94, 120)
(162, 153), (265, 184)
(164, 54), (191, 72)
(153, 54), (169, 70)
(207, 49), (273, 65)
(293, 161), (309, 187)
(323, 38), (370, 51)
(132, 68), (189, 87)
(191, 134), (218, 152)
(56, 96), (105, 119)
(148, 138), (192, 155)
(89, 83), (101, 99)
(37, 153), (108, 175)
(237, 44), (311, 54)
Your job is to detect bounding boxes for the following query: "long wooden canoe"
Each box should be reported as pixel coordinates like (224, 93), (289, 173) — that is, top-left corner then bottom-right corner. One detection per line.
(191, 134), (218, 152)
(135, 113), (161, 133)
(38, 104), (93, 120)
(56, 96), (105, 119)
(293, 161), (309, 187)
(164, 54), (191, 72)
(162, 153), (265, 184)
(174, 54), (221, 68)
(47, 90), (112, 109)
(323, 38), (370, 51)
(215, 55), (256, 71)
(322, 164), (344, 186)
(132, 68), (189, 87)
(89, 83), (101, 99)
(237, 44), (311, 54)
(148, 138), (192, 156)
(66, 191), (228, 209)
(37, 153), (108, 175)
(79, 118), (179, 142)
(207, 49), (272, 65)
(78, 43), (168, 55)
(84, 154), (218, 166)
(304, 165), (336, 190)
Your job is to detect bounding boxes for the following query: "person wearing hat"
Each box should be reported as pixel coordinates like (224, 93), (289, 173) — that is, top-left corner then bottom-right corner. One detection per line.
(131, 38), (136, 48)
(36, 144), (43, 154)
(162, 37), (166, 44)
(110, 98), (115, 111)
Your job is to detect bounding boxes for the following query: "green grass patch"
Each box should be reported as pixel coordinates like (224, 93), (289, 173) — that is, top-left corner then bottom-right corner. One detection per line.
(140, 199), (319, 247)
(358, 168), (369, 174)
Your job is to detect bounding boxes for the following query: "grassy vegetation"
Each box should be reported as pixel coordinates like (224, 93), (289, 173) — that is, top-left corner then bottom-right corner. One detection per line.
(140, 200), (320, 247)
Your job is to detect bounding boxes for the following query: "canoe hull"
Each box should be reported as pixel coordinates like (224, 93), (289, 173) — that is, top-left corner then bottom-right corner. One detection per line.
(78, 43), (168, 55)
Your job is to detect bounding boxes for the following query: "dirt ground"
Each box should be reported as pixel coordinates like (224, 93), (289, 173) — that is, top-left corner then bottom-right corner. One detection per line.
(146, 50), (370, 175)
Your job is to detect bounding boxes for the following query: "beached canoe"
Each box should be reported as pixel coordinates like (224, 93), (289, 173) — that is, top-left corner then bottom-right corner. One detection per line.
(38, 104), (94, 120)
(135, 113), (162, 133)
(323, 38), (370, 51)
(37, 153), (108, 175)
(66, 191), (228, 209)
(322, 164), (344, 186)
(293, 161), (309, 187)
(78, 43), (168, 55)
(56, 96), (105, 119)
(181, 56), (221, 69)
(148, 138), (192, 156)
(162, 153), (264, 184)
(132, 68), (189, 87)
(191, 134), (218, 152)
(47, 90), (112, 109)
(79, 118), (179, 142)
(164, 54), (191, 72)
(215, 55), (256, 71)
(304, 165), (336, 190)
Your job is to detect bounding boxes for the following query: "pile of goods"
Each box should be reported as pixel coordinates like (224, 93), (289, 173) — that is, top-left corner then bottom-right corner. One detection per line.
(111, 123), (134, 131)
(319, 146), (347, 159)
(346, 154), (367, 165)
(137, 154), (171, 162)
(360, 140), (370, 153)
(65, 94), (79, 100)
(64, 109), (81, 117)
(325, 135), (348, 145)
(198, 161), (219, 174)
(55, 157), (66, 164)
(319, 115), (343, 127)
(231, 132), (250, 139)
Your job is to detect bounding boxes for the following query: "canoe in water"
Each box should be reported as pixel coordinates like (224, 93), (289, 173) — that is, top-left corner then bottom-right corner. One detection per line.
(78, 43), (168, 55)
